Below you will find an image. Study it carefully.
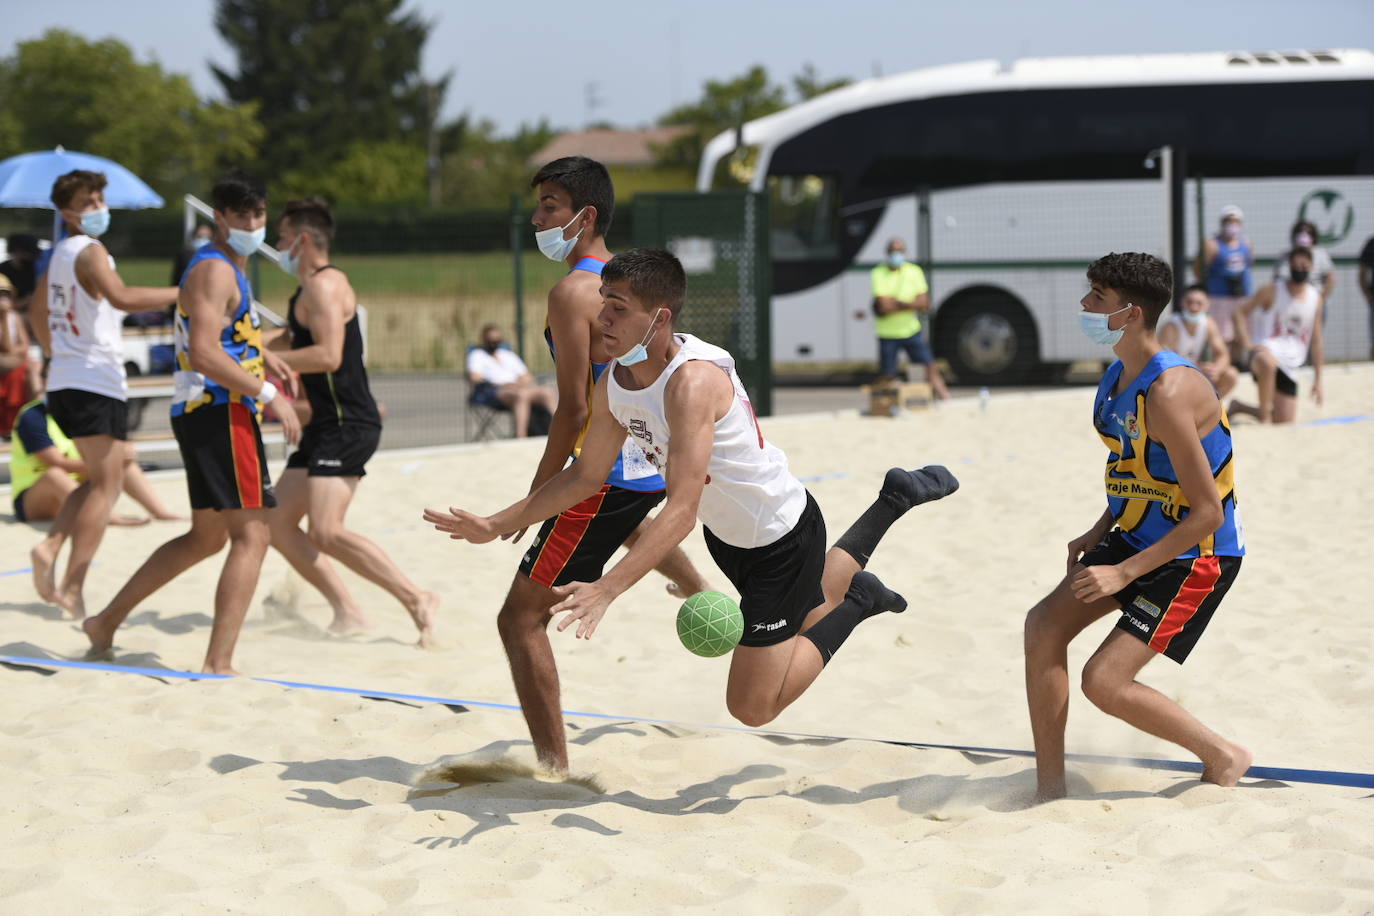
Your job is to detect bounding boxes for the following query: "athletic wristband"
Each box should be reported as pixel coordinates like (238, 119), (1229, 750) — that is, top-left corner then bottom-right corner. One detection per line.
(257, 381), (278, 404)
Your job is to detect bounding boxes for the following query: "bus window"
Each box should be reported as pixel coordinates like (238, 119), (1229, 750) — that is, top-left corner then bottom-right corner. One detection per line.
(768, 174), (840, 262)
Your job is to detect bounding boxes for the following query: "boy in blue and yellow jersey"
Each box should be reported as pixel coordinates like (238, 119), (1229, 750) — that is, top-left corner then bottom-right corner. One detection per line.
(490, 157), (709, 772)
(84, 171), (302, 675)
(1025, 252), (1250, 802)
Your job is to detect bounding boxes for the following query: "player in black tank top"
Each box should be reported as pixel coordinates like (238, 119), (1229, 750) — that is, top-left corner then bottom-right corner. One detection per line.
(288, 266), (380, 429)
(265, 199), (440, 647)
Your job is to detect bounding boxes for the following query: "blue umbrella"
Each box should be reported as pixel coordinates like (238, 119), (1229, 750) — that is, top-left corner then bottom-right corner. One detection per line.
(0, 146), (164, 209)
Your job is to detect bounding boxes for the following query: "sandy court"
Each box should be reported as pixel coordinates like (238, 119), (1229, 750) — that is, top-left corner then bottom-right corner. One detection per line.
(2, 363), (1373, 913)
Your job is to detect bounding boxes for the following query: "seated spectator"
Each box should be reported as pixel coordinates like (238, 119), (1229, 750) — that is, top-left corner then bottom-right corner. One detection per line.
(1158, 284), (1238, 397)
(9, 374), (182, 524)
(1229, 248), (1324, 424)
(465, 324), (556, 438)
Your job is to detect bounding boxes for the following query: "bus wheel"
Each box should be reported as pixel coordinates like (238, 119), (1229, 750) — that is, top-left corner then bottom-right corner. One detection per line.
(935, 289), (1039, 385)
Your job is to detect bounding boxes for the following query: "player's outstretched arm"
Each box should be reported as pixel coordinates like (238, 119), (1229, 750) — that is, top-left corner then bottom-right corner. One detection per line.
(77, 243), (177, 312)
(1072, 370), (1225, 602)
(548, 362), (725, 639)
(424, 374), (625, 544)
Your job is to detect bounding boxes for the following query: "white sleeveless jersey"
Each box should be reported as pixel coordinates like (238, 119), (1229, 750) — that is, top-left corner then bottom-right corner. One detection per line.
(1258, 282), (1320, 375)
(1164, 313), (1209, 364)
(44, 234), (127, 400)
(607, 334), (806, 549)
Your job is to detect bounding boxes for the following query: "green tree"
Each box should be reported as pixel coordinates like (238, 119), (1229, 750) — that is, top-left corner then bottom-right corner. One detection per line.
(212, 0), (445, 196)
(0, 29), (262, 198)
(280, 140), (427, 205)
(438, 118), (557, 209)
(654, 63), (851, 178)
(655, 65), (787, 170)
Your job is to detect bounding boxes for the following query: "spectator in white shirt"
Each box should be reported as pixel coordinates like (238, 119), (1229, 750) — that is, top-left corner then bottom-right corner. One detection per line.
(466, 324), (557, 438)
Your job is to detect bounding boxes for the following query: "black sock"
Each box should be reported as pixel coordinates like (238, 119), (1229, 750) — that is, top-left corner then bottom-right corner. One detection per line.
(801, 571), (907, 665)
(833, 466), (959, 567)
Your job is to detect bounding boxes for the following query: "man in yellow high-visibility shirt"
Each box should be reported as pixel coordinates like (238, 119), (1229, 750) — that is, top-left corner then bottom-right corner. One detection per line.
(871, 237), (949, 399)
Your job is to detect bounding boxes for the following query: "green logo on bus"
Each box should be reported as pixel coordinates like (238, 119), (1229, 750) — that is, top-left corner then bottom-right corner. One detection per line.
(1298, 189), (1353, 245)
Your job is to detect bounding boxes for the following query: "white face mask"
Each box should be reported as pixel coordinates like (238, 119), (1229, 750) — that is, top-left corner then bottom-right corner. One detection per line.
(615, 308), (666, 366)
(1078, 303), (1134, 346)
(227, 226), (265, 256)
(277, 236), (302, 276)
(535, 207), (587, 262)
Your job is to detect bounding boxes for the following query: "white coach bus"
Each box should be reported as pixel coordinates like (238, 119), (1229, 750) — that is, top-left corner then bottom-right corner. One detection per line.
(697, 50), (1374, 383)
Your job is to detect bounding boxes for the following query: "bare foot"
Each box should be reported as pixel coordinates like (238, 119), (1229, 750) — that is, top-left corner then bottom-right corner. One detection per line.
(665, 580), (711, 600)
(200, 663), (242, 676)
(82, 614), (116, 657)
(30, 542), (58, 604)
(55, 584), (86, 620)
(326, 614), (374, 638)
(408, 590), (441, 649)
(1201, 741), (1253, 787)
(109, 514), (151, 527)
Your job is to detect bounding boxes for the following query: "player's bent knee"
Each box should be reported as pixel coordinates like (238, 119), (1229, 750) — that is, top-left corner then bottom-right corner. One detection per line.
(726, 696), (777, 728)
(1079, 659), (1125, 713)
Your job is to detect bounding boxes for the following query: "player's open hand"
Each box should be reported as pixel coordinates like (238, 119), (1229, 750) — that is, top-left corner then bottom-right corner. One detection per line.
(422, 507), (499, 543)
(262, 350), (300, 398)
(276, 399), (302, 445)
(549, 580), (614, 639)
(1070, 563), (1127, 603)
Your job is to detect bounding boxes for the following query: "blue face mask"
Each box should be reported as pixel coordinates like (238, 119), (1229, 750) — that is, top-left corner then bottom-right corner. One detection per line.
(1078, 303), (1134, 346)
(886, 251), (905, 268)
(615, 308), (666, 366)
(276, 238), (302, 276)
(192, 235), (211, 249)
(80, 207), (111, 238)
(227, 226), (265, 257)
(1182, 311), (1205, 326)
(535, 207), (587, 262)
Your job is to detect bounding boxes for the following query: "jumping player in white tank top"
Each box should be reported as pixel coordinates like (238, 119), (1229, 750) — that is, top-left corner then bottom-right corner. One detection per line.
(28, 169), (177, 618)
(427, 249), (960, 746)
(1230, 247), (1326, 424)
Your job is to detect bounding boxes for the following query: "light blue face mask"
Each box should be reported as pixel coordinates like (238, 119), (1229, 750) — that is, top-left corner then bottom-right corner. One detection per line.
(1078, 303), (1134, 346)
(80, 207), (111, 238)
(227, 226), (266, 257)
(192, 235), (211, 249)
(276, 237), (302, 276)
(535, 207), (587, 262)
(1182, 311), (1205, 326)
(886, 251), (905, 268)
(615, 308), (666, 366)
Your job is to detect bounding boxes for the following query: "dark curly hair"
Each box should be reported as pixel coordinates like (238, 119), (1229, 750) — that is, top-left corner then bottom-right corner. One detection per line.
(602, 248), (686, 319)
(1086, 252), (1173, 329)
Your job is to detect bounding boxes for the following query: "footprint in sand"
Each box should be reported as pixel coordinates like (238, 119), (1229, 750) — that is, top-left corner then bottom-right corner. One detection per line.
(409, 759), (604, 802)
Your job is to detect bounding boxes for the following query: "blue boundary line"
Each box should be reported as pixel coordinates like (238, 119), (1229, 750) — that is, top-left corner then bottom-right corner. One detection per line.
(3, 654), (1371, 790)
(1, 566), (33, 578)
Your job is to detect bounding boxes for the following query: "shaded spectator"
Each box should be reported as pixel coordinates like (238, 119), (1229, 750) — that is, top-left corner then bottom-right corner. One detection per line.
(1195, 205), (1253, 355)
(1359, 233), (1374, 360)
(870, 237), (949, 398)
(1159, 284), (1237, 398)
(170, 223), (215, 286)
(0, 232), (40, 309)
(466, 324), (556, 438)
(1230, 248), (1323, 424)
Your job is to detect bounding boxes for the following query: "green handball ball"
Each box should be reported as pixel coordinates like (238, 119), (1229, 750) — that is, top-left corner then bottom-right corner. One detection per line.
(676, 590), (744, 658)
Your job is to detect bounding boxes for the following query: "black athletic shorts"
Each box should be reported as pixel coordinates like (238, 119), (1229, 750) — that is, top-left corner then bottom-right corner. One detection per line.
(703, 490), (827, 648)
(46, 388), (128, 440)
(172, 402), (276, 511)
(1081, 529), (1242, 664)
(286, 422), (381, 478)
(519, 484), (665, 588)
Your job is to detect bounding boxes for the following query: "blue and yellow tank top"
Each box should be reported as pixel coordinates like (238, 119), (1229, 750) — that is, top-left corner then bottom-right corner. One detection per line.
(171, 245), (266, 418)
(543, 255), (662, 492)
(1092, 350), (1245, 559)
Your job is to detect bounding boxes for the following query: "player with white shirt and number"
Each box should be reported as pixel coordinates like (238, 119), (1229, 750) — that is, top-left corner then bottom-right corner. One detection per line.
(28, 169), (179, 618)
(426, 248), (958, 742)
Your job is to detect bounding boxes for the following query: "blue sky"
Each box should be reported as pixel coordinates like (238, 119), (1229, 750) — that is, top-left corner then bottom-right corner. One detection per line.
(5, 0), (1372, 133)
